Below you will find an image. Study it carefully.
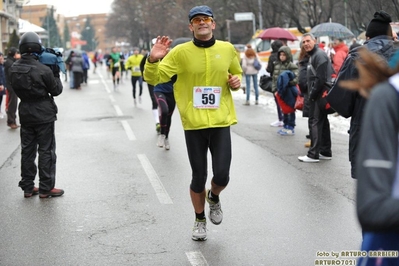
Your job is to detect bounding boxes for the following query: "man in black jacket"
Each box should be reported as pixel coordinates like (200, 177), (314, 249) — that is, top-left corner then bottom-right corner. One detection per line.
(10, 32), (64, 198)
(329, 10), (397, 178)
(298, 33), (333, 163)
(4, 47), (20, 129)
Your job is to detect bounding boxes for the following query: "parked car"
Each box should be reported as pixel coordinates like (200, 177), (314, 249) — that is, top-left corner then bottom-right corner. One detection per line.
(233, 44), (246, 53)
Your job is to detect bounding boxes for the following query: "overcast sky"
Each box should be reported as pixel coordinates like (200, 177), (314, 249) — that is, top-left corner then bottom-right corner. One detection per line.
(25, 0), (113, 16)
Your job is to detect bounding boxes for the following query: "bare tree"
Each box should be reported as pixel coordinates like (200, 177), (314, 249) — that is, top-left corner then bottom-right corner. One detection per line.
(105, 0), (399, 46)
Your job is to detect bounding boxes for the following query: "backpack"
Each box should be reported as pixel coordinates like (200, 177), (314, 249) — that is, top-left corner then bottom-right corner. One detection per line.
(327, 42), (396, 118)
(259, 75), (272, 92)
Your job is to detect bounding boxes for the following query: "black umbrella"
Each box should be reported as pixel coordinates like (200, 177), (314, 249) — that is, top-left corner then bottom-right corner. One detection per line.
(310, 22), (355, 39)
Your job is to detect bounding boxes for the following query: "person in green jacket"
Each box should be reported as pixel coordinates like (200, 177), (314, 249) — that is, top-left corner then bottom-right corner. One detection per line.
(144, 5), (242, 241)
(108, 46), (121, 90)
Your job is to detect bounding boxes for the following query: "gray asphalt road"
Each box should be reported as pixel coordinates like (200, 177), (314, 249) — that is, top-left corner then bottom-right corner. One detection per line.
(0, 67), (361, 266)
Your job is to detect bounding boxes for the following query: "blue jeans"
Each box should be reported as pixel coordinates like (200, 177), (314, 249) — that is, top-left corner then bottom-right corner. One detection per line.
(283, 112), (296, 129)
(245, 74), (259, 101)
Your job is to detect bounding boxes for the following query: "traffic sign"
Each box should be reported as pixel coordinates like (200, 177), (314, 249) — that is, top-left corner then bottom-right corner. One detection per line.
(234, 12), (254, 22)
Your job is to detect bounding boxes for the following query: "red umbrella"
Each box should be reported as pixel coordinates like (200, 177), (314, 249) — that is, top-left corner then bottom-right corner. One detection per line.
(257, 27), (298, 41)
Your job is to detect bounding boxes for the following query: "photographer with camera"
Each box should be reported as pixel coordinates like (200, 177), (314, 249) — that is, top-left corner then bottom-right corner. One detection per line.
(10, 31), (64, 198)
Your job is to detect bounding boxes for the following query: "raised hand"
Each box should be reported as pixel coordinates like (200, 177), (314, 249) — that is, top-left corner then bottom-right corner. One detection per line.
(149, 36), (173, 62)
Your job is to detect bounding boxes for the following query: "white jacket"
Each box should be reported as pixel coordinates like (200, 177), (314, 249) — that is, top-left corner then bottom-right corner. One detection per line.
(242, 56), (259, 75)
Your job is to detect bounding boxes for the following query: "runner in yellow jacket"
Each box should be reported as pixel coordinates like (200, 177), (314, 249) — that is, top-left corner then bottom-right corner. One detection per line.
(145, 39), (241, 129)
(125, 49), (144, 105)
(144, 5), (242, 241)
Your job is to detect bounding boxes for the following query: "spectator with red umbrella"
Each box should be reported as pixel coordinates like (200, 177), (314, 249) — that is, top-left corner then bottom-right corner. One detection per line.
(257, 27), (298, 41)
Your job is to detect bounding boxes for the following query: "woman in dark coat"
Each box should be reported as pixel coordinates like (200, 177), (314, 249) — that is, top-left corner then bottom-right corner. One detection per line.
(70, 52), (84, 89)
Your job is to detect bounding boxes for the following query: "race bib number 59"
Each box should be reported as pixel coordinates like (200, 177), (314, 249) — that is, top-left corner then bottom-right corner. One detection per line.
(193, 86), (222, 109)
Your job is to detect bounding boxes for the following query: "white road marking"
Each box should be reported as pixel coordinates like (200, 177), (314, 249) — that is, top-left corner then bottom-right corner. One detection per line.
(186, 251), (209, 266)
(113, 105), (123, 116)
(109, 95), (116, 103)
(120, 120), (136, 141)
(137, 154), (173, 204)
(97, 71), (111, 93)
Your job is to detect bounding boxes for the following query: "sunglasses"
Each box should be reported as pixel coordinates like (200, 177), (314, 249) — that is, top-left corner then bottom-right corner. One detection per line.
(191, 17), (214, 25)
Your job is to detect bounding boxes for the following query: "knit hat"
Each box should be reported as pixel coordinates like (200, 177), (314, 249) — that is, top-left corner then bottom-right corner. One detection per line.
(365, 10), (392, 38)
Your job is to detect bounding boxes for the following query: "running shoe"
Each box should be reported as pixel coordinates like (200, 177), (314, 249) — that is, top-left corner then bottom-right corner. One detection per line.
(164, 138), (170, 150)
(206, 189), (223, 225)
(298, 155), (319, 163)
(279, 128), (295, 136)
(270, 120), (283, 127)
(319, 154), (332, 160)
(157, 134), (165, 147)
(192, 219), (207, 241)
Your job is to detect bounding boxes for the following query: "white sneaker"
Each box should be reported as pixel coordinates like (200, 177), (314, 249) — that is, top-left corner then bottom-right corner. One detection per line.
(139, 96), (142, 104)
(0, 112), (4, 119)
(270, 120), (283, 127)
(192, 219), (207, 241)
(298, 155), (319, 163)
(157, 134), (166, 147)
(164, 138), (170, 150)
(206, 189), (223, 225)
(319, 154), (332, 160)
(134, 99), (137, 106)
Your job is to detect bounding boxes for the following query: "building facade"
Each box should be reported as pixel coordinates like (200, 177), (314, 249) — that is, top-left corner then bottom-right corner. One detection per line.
(0, 0), (24, 52)
(20, 5), (109, 52)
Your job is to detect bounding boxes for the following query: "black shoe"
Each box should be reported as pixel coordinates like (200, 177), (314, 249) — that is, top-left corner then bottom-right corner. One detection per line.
(306, 134), (310, 139)
(24, 187), (39, 198)
(39, 188), (65, 198)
